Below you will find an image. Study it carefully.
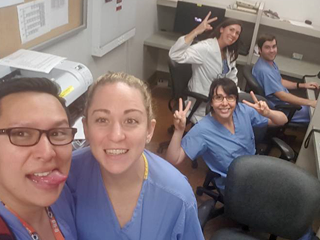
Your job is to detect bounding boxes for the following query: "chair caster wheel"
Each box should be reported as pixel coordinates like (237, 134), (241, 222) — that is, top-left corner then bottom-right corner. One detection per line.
(196, 188), (203, 196)
(192, 160), (198, 169)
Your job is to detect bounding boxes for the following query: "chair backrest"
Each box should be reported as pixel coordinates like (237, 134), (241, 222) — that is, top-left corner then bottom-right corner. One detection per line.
(168, 58), (192, 100)
(243, 65), (265, 97)
(225, 155), (320, 239)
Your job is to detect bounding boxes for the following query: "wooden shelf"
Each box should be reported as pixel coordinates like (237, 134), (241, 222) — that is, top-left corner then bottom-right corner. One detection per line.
(225, 8), (257, 23)
(157, 0), (320, 39)
(157, 0), (177, 8)
(144, 31), (181, 50)
(260, 16), (320, 39)
(157, 0), (257, 23)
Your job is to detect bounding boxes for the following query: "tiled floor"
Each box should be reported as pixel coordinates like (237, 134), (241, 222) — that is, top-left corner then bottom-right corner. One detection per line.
(146, 85), (312, 240)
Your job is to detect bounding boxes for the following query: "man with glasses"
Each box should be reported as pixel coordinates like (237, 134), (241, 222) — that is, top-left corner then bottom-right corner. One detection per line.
(166, 78), (287, 192)
(0, 78), (77, 239)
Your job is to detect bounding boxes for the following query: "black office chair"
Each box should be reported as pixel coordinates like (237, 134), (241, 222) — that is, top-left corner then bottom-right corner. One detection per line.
(167, 58), (208, 126)
(210, 155), (320, 240)
(157, 58), (208, 156)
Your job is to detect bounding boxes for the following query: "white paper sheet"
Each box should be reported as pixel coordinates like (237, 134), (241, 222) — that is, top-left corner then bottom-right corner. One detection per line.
(50, 0), (69, 29)
(0, 0), (24, 8)
(17, 0), (51, 44)
(0, 49), (66, 74)
(73, 117), (85, 140)
(289, 20), (314, 29)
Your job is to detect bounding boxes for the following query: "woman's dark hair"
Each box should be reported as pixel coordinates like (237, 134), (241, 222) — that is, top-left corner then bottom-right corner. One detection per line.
(208, 78), (239, 113)
(0, 77), (71, 125)
(209, 18), (243, 63)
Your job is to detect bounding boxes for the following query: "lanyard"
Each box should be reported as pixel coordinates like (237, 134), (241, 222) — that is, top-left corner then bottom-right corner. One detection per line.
(142, 153), (149, 180)
(3, 203), (64, 240)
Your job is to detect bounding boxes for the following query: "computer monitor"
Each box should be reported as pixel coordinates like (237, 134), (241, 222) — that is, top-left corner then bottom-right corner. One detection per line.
(174, 1), (226, 35)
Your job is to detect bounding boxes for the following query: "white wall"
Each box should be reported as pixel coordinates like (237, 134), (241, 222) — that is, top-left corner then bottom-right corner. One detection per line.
(41, 0), (158, 81)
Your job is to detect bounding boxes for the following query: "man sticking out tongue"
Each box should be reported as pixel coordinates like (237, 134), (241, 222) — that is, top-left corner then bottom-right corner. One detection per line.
(0, 78), (77, 240)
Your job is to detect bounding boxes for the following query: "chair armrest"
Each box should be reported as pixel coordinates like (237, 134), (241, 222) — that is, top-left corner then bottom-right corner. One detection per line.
(274, 103), (302, 122)
(274, 103), (302, 111)
(185, 90), (208, 102)
(184, 90), (208, 124)
(198, 199), (216, 230)
(271, 137), (295, 162)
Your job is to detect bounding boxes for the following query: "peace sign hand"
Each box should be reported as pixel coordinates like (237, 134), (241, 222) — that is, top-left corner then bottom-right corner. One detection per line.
(242, 91), (271, 117)
(173, 98), (192, 132)
(193, 11), (218, 36)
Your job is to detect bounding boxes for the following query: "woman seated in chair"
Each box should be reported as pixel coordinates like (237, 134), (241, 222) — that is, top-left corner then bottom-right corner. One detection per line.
(166, 78), (288, 193)
(169, 13), (243, 122)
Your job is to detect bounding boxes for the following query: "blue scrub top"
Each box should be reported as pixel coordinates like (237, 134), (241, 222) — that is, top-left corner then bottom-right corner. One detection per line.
(67, 148), (204, 240)
(253, 57), (310, 123)
(181, 103), (268, 190)
(0, 186), (77, 240)
(252, 57), (288, 108)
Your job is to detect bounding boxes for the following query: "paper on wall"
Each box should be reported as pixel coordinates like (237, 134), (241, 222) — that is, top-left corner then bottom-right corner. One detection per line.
(50, 0), (69, 29)
(0, 49), (66, 74)
(17, 0), (51, 44)
(0, 0), (24, 8)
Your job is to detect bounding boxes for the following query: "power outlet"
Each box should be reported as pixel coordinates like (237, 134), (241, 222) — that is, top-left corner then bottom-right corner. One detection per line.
(157, 79), (168, 88)
(292, 52), (303, 60)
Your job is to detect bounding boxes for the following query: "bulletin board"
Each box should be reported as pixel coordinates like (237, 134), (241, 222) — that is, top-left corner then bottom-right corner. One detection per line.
(0, 0), (87, 58)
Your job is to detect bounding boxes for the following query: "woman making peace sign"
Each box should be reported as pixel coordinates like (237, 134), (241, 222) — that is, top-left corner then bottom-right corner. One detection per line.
(169, 12), (243, 122)
(166, 78), (287, 193)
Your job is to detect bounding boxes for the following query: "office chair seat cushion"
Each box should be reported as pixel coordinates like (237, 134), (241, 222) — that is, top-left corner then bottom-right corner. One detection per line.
(210, 228), (263, 240)
(224, 155), (320, 240)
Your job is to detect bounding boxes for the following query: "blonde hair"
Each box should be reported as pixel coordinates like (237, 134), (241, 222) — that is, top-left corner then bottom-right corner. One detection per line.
(84, 72), (154, 122)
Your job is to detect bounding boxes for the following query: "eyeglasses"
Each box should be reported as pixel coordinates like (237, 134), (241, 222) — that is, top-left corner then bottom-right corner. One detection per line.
(0, 127), (77, 147)
(212, 94), (236, 103)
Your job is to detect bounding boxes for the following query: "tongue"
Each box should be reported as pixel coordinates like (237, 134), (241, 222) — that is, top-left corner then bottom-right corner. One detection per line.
(29, 170), (67, 185)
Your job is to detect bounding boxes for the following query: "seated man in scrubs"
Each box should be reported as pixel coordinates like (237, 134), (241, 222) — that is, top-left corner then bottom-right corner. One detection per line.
(166, 78), (287, 193)
(0, 78), (77, 239)
(252, 34), (319, 123)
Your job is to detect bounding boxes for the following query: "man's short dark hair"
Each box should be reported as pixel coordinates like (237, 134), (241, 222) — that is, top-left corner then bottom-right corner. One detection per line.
(208, 78), (239, 113)
(0, 78), (71, 125)
(257, 34), (277, 49)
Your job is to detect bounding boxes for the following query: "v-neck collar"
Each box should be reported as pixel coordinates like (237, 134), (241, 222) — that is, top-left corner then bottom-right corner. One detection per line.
(97, 154), (149, 234)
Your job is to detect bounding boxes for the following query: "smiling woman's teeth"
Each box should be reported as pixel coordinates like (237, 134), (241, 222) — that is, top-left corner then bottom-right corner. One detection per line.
(33, 171), (51, 177)
(105, 149), (127, 155)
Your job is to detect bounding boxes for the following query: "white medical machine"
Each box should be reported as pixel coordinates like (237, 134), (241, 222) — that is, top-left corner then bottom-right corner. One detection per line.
(0, 60), (93, 144)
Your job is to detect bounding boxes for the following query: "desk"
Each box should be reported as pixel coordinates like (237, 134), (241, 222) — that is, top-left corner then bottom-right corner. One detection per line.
(314, 132), (320, 179)
(296, 96), (320, 179)
(304, 76), (320, 115)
